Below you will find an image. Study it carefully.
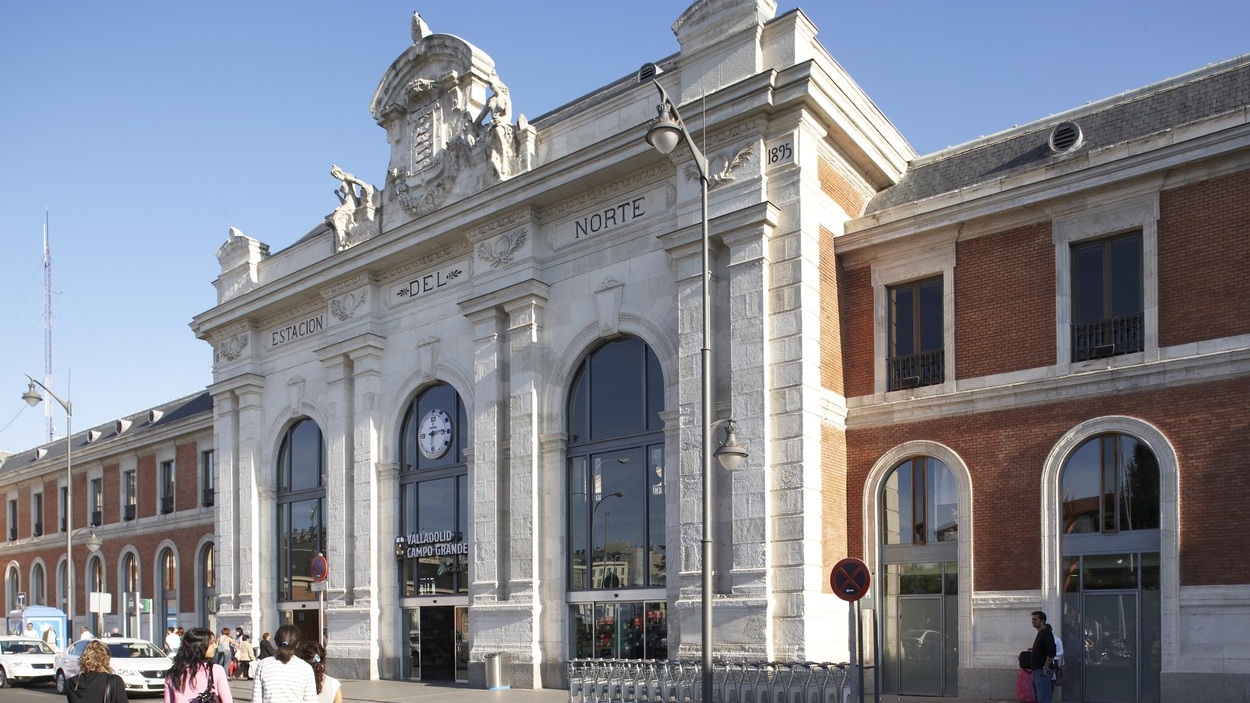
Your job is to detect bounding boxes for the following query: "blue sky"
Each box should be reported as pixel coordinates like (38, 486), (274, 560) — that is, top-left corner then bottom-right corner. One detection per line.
(1, 0), (1247, 451)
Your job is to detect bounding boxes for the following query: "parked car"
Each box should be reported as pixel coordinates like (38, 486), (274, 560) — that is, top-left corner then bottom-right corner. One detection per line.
(54, 637), (172, 695)
(0, 636), (58, 687)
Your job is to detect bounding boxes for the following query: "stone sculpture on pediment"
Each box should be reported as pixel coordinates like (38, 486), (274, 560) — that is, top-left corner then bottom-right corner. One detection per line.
(328, 165), (382, 252)
(371, 13), (535, 224)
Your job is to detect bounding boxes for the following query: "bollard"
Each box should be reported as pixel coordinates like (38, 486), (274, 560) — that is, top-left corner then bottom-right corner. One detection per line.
(485, 652), (510, 691)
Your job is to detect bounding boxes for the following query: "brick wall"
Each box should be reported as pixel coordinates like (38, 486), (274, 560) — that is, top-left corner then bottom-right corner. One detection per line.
(956, 222), (1056, 379)
(822, 422), (848, 591)
(819, 157), (866, 217)
(137, 454), (156, 519)
(846, 375), (1250, 591)
(1158, 169), (1250, 346)
(820, 227), (844, 393)
(176, 441), (201, 512)
(841, 263), (874, 397)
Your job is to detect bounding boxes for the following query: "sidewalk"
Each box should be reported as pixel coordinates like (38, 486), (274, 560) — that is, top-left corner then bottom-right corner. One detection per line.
(225, 678), (1016, 703)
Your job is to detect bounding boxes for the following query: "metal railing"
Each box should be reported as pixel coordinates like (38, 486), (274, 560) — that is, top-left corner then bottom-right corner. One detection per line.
(1072, 312), (1143, 361)
(888, 349), (944, 391)
(567, 659), (851, 703)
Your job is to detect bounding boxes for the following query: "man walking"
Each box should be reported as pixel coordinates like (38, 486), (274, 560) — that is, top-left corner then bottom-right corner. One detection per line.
(1029, 611), (1057, 703)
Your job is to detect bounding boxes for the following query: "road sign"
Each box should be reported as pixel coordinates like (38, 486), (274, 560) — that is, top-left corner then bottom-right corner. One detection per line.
(310, 581), (328, 592)
(831, 557), (871, 602)
(311, 553), (329, 583)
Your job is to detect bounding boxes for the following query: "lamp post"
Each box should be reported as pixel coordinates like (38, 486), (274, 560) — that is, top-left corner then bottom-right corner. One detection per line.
(593, 492), (623, 589)
(21, 376), (74, 631)
(646, 80), (750, 702)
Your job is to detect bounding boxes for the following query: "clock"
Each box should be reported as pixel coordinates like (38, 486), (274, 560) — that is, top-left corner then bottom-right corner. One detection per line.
(418, 408), (453, 459)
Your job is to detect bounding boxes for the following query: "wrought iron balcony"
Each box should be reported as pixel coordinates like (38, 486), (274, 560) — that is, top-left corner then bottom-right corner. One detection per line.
(33, 522), (43, 536)
(1072, 312), (1144, 362)
(202, 489), (215, 508)
(160, 496), (175, 515)
(888, 349), (945, 391)
(123, 504), (136, 521)
(7, 527), (15, 541)
(90, 510), (102, 527)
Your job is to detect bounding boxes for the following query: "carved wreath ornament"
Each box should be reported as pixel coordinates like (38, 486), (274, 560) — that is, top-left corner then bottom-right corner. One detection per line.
(329, 291), (368, 321)
(477, 230), (527, 268)
(684, 144), (755, 187)
(215, 334), (248, 363)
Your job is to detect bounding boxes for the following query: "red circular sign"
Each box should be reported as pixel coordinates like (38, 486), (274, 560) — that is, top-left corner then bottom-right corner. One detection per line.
(310, 553), (329, 583)
(831, 557), (871, 602)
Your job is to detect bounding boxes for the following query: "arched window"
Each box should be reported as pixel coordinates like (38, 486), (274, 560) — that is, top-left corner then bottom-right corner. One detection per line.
(5, 565), (19, 612)
(31, 563), (45, 605)
(397, 382), (469, 597)
(566, 337), (668, 661)
(1061, 433), (1160, 534)
(396, 383), (471, 682)
(276, 419), (325, 602)
(882, 456), (959, 545)
(200, 544), (216, 629)
(121, 553), (139, 637)
(87, 556), (105, 635)
(159, 549), (178, 630)
(1058, 431), (1162, 703)
(879, 456), (959, 697)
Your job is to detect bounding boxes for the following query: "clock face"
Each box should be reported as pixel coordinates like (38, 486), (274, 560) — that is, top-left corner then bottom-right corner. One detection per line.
(418, 408), (453, 459)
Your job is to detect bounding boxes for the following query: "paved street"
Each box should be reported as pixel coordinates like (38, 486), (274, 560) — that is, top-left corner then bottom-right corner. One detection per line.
(2, 678), (1018, 703)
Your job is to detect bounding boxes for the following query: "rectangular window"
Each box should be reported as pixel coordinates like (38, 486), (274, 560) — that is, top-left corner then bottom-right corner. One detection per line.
(1071, 232), (1143, 361)
(7, 499), (16, 541)
(123, 470), (137, 521)
(200, 450), (215, 508)
(89, 478), (103, 526)
(32, 493), (43, 536)
(59, 487), (68, 532)
(159, 461), (175, 514)
(888, 277), (945, 390)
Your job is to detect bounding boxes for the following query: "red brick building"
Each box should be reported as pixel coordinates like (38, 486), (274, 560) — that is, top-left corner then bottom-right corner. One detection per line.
(0, 392), (216, 645)
(833, 56), (1250, 701)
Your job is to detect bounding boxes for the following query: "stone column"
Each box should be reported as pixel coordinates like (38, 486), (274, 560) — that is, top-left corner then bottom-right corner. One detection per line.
(233, 376), (267, 617)
(209, 388), (239, 612)
(315, 333), (386, 680)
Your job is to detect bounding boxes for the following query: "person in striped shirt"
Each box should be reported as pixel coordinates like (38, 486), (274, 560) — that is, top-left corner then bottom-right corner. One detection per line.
(250, 624), (317, 703)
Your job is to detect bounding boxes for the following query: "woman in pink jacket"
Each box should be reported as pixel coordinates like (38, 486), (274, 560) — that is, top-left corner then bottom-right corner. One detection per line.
(164, 627), (233, 703)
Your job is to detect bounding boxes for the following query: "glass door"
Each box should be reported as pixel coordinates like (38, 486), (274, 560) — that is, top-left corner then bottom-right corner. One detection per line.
(1081, 592), (1138, 703)
(898, 596), (943, 696)
(455, 607), (469, 683)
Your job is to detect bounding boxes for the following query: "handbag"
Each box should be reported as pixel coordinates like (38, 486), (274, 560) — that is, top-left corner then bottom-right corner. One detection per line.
(1053, 661), (1070, 686)
(192, 666), (218, 703)
(1018, 649), (1032, 669)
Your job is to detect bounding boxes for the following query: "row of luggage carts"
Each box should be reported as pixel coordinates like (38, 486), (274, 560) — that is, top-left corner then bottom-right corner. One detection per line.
(567, 659), (853, 703)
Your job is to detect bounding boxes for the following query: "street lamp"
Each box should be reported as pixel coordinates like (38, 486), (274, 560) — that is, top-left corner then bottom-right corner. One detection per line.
(21, 376), (75, 630)
(646, 79), (749, 702)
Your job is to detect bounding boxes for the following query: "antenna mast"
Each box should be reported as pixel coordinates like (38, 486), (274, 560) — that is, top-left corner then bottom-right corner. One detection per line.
(43, 209), (54, 442)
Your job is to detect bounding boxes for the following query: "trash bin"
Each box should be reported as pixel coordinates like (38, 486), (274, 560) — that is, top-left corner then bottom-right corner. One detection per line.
(485, 652), (510, 690)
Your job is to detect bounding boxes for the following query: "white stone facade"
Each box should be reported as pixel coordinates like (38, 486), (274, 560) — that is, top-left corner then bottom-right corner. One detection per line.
(193, 0), (906, 688)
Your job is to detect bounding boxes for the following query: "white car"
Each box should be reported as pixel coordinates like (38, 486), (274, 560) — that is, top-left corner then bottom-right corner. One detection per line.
(54, 637), (172, 695)
(0, 636), (58, 687)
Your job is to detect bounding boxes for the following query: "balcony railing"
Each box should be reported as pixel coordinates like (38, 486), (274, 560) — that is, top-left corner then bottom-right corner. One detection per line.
(123, 504), (136, 521)
(202, 489), (215, 508)
(33, 522), (43, 537)
(1072, 312), (1144, 362)
(160, 496), (174, 515)
(60, 518), (67, 532)
(7, 528), (15, 541)
(90, 510), (102, 527)
(888, 349), (945, 391)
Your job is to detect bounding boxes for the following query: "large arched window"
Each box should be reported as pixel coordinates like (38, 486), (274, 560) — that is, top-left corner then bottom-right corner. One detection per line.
(566, 337), (668, 661)
(276, 419), (326, 602)
(879, 456), (959, 697)
(397, 382), (469, 597)
(1061, 433), (1159, 534)
(1058, 432), (1161, 703)
(31, 563), (45, 605)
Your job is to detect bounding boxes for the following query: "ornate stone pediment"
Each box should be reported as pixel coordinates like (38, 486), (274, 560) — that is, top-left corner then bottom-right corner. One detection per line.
(370, 13), (535, 225)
